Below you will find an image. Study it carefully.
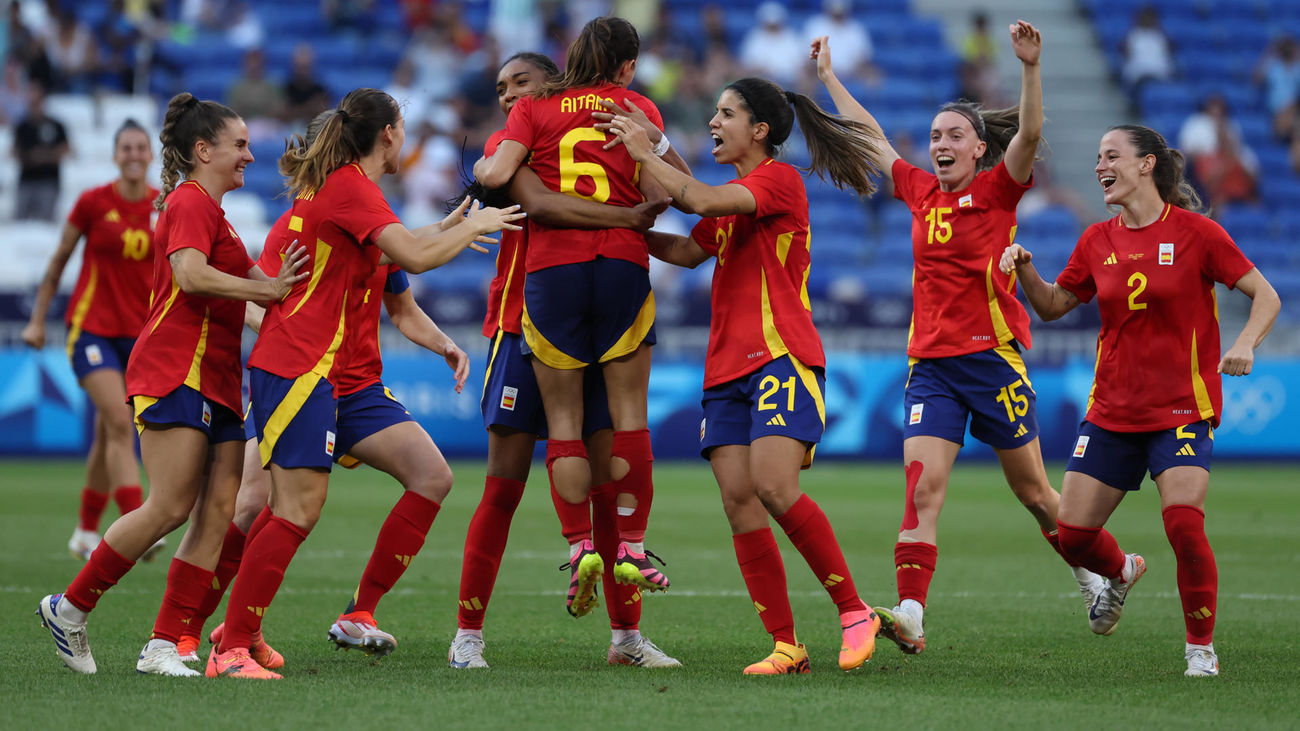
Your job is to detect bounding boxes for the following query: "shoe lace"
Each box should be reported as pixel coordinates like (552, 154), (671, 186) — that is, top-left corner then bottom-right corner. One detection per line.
(643, 549), (667, 567)
(67, 626), (90, 656)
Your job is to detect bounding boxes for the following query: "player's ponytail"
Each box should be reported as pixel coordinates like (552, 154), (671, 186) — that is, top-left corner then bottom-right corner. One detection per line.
(538, 16), (639, 98)
(280, 88), (399, 199)
(1111, 124), (1204, 212)
(939, 101), (1042, 172)
(155, 92), (239, 210)
(727, 77), (885, 197)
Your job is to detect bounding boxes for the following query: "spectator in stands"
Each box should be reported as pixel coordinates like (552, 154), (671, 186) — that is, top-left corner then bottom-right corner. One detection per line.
(0, 54), (27, 124)
(959, 11), (1000, 105)
(405, 26), (466, 103)
(322, 0), (376, 34)
(805, 0), (875, 82)
(1179, 94), (1259, 210)
(96, 0), (144, 93)
(1254, 34), (1300, 140)
(11, 82), (68, 221)
(696, 4), (735, 61)
(41, 2), (95, 92)
(739, 2), (805, 88)
(283, 44), (330, 125)
(488, 0), (542, 59)
(1121, 6), (1173, 96)
(226, 49), (284, 132)
(224, 1), (264, 50)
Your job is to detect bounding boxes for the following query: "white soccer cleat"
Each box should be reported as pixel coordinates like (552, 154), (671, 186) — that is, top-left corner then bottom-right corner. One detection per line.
(137, 638), (201, 677)
(448, 633), (489, 669)
(878, 604), (926, 655)
(1076, 568), (1107, 612)
(37, 594), (96, 674)
(607, 634), (682, 668)
(68, 528), (101, 561)
(1184, 644), (1219, 677)
(328, 611), (397, 656)
(1088, 553), (1146, 636)
(140, 536), (167, 562)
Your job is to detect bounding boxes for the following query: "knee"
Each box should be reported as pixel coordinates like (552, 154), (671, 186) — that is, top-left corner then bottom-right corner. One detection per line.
(407, 462), (453, 503)
(1013, 481), (1056, 516)
(101, 409), (135, 442)
(146, 497), (193, 533)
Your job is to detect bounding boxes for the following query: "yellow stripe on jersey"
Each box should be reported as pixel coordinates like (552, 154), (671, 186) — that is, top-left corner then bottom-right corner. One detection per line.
(993, 341), (1033, 389)
(131, 395), (159, 435)
(906, 268), (917, 350)
(1189, 329), (1215, 421)
(600, 290), (656, 363)
(520, 301), (586, 370)
(65, 263), (98, 358)
(905, 356), (919, 390)
(482, 329), (505, 399)
(309, 292), (349, 379)
(775, 232), (794, 267)
(759, 271), (791, 361)
(799, 227), (812, 310)
(289, 215), (303, 232)
(258, 372), (325, 466)
(1085, 338), (1101, 416)
(289, 239), (333, 317)
(149, 281), (182, 335)
(182, 310), (211, 392)
(984, 258), (1015, 345)
(496, 247), (520, 331)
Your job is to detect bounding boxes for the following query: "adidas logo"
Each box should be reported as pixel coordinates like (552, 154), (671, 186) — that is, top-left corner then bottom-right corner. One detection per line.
(105, 209), (121, 223)
(180, 617), (191, 625)
(753, 601), (767, 613)
(394, 554), (413, 567)
(1187, 606), (1213, 620)
(1177, 444), (1196, 457)
(823, 573), (844, 588)
(1013, 423), (1028, 438)
(896, 563), (924, 571)
(460, 597), (483, 611)
(766, 413), (788, 427)
(246, 606), (266, 617)
(624, 590), (642, 606)
(1103, 252), (1118, 265)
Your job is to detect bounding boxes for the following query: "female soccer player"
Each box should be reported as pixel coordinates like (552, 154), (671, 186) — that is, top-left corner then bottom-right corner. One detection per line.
(473, 17), (682, 618)
(22, 119), (161, 561)
(451, 51), (678, 670)
(606, 76), (886, 674)
(1001, 124), (1280, 677)
(812, 24), (1104, 655)
(37, 93), (308, 676)
(209, 88), (521, 679)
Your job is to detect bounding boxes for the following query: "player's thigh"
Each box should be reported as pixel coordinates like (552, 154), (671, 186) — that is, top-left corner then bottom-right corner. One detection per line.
(80, 368), (134, 437)
(349, 420), (452, 500)
(1153, 467), (1209, 511)
(600, 344), (651, 430)
(709, 444), (768, 534)
(486, 426), (538, 483)
(993, 437), (1056, 504)
(901, 435), (961, 510)
(530, 358), (587, 440)
(749, 435), (809, 515)
(1148, 421), (1213, 510)
(1058, 470), (1127, 528)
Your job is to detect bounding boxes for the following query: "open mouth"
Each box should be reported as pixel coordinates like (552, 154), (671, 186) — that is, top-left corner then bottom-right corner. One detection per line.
(936, 155), (955, 170)
(710, 133), (722, 153)
(1100, 175), (1116, 190)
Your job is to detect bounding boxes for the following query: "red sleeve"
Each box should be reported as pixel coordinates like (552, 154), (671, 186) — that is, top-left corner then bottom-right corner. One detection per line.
(691, 217), (722, 255)
(164, 192), (219, 258)
(66, 189), (97, 233)
(980, 161), (1033, 210)
(1055, 229), (1098, 303)
(1198, 217), (1255, 289)
(502, 96), (535, 149)
(891, 158), (930, 205)
(484, 129), (506, 157)
(337, 181), (401, 246)
(736, 162), (798, 220)
(256, 215), (288, 276)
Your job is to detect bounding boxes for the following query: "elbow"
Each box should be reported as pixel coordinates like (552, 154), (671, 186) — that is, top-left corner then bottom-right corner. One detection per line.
(478, 169), (509, 190)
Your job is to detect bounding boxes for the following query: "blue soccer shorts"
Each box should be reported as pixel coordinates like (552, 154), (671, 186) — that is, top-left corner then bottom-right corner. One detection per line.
(248, 367), (338, 470)
(69, 331), (134, 381)
(700, 354), (826, 468)
(132, 384), (244, 444)
(334, 381), (415, 468)
(903, 340), (1039, 449)
(521, 258), (656, 370)
(481, 330), (614, 437)
(1066, 419), (1214, 492)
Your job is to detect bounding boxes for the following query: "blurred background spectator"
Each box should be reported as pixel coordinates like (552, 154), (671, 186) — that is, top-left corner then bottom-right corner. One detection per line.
(1121, 5), (1173, 96)
(1255, 34), (1300, 141)
(226, 49), (284, 132)
(283, 43), (329, 125)
(738, 2), (805, 89)
(805, 0), (875, 83)
(958, 10), (1000, 105)
(1179, 93), (1259, 211)
(12, 81), (66, 220)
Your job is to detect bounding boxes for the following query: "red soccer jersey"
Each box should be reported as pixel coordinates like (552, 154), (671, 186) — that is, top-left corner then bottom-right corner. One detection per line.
(255, 209), (293, 276)
(691, 159), (825, 389)
(249, 163), (399, 385)
(336, 263), (405, 396)
(64, 181), (160, 342)
(893, 159), (1034, 358)
(502, 83), (661, 272)
(481, 129), (528, 337)
(125, 181), (254, 415)
(1056, 204), (1254, 432)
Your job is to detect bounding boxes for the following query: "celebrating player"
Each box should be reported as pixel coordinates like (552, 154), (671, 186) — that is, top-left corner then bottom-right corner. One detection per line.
(37, 93), (308, 676)
(1001, 124), (1280, 677)
(812, 24), (1104, 655)
(22, 119), (162, 562)
(473, 17), (680, 618)
(209, 88), (521, 679)
(450, 51), (677, 670)
(606, 76), (886, 674)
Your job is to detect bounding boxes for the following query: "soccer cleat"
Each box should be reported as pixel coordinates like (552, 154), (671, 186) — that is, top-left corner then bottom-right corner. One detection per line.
(1077, 570), (1107, 612)
(176, 633), (200, 663)
(206, 646), (281, 679)
(137, 638), (200, 677)
(607, 634), (682, 668)
(612, 543), (670, 592)
(561, 539), (604, 618)
(68, 528), (101, 561)
(1088, 553), (1146, 636)
(838, 607), (881, 671)
(37, 594), (96, 674)
(448, 633), (489, 669)
(329, 611), (398, 656)
(140, 536), (167, 562)
(208, 622), (284, 669)
(743, 641), (810, 675)
(1184, 644), (1219, 677)
(877, 605), (925, 655)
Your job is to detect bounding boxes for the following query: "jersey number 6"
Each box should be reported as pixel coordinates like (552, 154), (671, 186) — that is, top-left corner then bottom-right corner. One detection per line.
(559, 128), (611, 203)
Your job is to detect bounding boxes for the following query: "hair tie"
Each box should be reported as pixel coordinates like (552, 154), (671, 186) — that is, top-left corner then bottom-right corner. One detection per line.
(784, 91), (798, 105)
(183, 95), (201, 111)
(337, 109), (351, 124)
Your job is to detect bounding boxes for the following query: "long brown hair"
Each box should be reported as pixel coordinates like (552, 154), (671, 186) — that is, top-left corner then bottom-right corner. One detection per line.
(938, 101), (1039, 172)
(727, 77), (885, 197)
(1110, 124), (1203, 211)
(155, 93), (239, 210)
(537, 17), (639, 98)
(279, 88), (399, 199)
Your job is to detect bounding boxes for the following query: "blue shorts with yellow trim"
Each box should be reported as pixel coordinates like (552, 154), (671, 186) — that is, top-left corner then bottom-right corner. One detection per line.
(69, 332), (134, 381)
(521, 258), (656, 370)
(481, 331), (613, 437)
(903, 341), (1038, 449)
(1066, 419), (1214, 492)
(132, 385), (244, 443)
(699, 355), (826, 467)
(336, 381), (414, 458)
(249, 367), (338, 470)
(243, 400), (257, 441)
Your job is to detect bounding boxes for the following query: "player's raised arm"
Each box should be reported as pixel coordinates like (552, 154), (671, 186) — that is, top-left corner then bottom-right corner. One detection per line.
(810, 35), (901, 185)
(1002, 20), (1044, 184)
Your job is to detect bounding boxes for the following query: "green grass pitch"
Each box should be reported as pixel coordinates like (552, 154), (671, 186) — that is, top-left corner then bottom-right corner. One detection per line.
(2, 459), (1297, 729)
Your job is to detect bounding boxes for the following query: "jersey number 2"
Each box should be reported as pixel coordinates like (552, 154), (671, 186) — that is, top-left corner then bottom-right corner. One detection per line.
(1127, 272), (1148, 311)
(559, 128), (610, 202)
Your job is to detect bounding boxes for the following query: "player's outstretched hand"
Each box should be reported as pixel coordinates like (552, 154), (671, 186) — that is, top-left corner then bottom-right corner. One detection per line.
(595, 98), (662, 152)
(21, 320), (45, 349)
(272, 240), (311, 300)
(1000, 243), (1033, 274)
(630, 197), (672, 231)
(1218, 343), (1254, 376)
(442, 340), (470, 393)
(1010, 20), (1042, 65)
(810, 36), (834, 82)
(465, 200), (525, 252)
(440, 195), (474, 231)
(605, 114), (654, 161)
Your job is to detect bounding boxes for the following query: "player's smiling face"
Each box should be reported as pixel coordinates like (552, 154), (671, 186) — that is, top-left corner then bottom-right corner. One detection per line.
(113, 128), (153, 185)
(497, 58), (544, 116)
(929, 111), (985, 190)
(1096, 129), (1149, 206)
(708, 89), (761, 165)
(206, 117), (253, 191)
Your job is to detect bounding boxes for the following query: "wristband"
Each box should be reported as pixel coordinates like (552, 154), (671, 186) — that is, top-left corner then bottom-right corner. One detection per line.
(651, 133), (671, 157)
